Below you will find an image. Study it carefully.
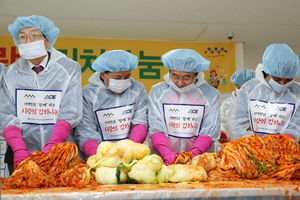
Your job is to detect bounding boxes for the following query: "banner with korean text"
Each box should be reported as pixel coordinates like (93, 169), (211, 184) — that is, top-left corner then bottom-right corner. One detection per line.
(0, 36), (237, 93)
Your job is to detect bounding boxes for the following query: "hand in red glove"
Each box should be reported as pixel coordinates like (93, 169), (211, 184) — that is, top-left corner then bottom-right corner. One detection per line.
(82, 140), (99, 158)
(189, 135), (212, 158)
(3, 126), (31, 168)
(284, 133), (295, 139)
(151, 132), (177, 166)
(129, 124), (148, 143)
(42, 120), (71, 152)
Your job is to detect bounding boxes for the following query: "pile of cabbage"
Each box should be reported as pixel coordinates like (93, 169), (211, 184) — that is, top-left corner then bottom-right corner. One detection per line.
(86, 139), (207, 184)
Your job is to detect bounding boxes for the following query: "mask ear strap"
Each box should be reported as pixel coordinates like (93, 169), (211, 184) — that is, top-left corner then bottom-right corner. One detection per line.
(103, 73), (110, 87)
(45, 51), (50, 67)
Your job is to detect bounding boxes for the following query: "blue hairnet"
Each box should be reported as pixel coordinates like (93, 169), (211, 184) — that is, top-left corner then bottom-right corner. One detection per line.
(262, 43), (299, 78)
(8, 15), (60, 47)
(92, 50), (138, 72)
(230, 69), (255, 84)
(162, 49), (210, 72)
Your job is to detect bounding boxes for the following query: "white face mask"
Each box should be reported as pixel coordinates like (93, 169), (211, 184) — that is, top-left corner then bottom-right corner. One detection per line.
(105, 74), (132, 93)
(235, 88), (240, 95)
(169, 81), (195, 94)
(268, 77), (293, 93)
(18, 39), (47, 59)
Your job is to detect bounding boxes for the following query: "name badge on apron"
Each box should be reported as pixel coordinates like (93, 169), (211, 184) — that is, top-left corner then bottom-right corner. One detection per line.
(16, 89), (62, 125)
(163, 103), (205, 138)
(95, 103), (135, 141)
(249, 99), (295, 134)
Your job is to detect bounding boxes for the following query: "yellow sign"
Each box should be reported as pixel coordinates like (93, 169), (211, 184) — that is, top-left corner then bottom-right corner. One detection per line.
(0, 36), (236, 93)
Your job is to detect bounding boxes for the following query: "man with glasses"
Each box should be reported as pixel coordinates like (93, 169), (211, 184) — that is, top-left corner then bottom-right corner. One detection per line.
(149, 49), (220, 166)
(1, 15), (83, 174)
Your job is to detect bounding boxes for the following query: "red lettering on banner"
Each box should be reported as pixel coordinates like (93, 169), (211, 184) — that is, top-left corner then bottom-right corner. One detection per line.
(38, 108), (59, 115)
(169, 122), (180, 128)
(21, 108), (37, 115)
(11, 46), (20, 63)
(254, 117), (267, 124)
(105, 125), (118, 132)
(268, 119), (285, 126)
(182, 122), (198, 129)
(0, 47), (21, 65)
(0, 48), (9, 64)
(119, 123), (130, 130)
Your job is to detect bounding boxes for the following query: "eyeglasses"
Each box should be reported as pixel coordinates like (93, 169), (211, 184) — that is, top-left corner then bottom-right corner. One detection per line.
(170, 74), (196, 83)
(18, 34), (44, 42)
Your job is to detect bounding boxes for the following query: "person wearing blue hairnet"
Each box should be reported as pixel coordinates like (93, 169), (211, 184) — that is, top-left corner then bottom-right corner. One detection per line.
(0, 62), (7, 132)
(0, 62), (5, 89)
(1, 15), (83, 173)
(229, 44), (300, 143)
(219, 69), (255, 142)
(149, 49), (220, 166)
(0, 62), (7, 135)
(74, 50), (148, 158)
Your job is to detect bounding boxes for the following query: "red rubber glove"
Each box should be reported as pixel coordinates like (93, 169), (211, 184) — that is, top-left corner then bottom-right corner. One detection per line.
(129, 124), (148, 143)
(42, 120), (71, 152)
(189, 135), (212, 158)
(284, 133), (295, 139)
(3, 126), (31, 168)
(151, 132), (177, 166)
(82, 140), (99, 158)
